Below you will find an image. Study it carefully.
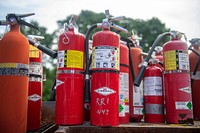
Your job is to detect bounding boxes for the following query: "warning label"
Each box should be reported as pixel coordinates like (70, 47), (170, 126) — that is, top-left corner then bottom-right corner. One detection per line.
(175, 101), (193, 110)
(144, 77), (162, 96)
(92, 46), (119, 70)
(29, 45), (39, 58)
(57, 50), (83, 69)
(164, 50), (176, 70)
(29, 62), (42, 76)
(119, 72), (129, 102)
(164, 50), (190, 71)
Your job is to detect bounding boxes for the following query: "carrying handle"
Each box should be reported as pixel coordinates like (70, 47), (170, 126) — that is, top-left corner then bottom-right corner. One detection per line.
(3, 13), (39, 30)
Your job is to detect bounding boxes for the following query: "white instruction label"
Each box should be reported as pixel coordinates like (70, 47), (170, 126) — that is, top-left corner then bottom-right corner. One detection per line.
(133, 107), (143, 115)
(133, 80), (143, 106)
(119, 72), (129, 102)
(144, 77), (162, 96)
(175, 101), (192, 110)
(57, 50), (65, 68)
(92, 46), (119, 70)
(178, 51), (190, 70)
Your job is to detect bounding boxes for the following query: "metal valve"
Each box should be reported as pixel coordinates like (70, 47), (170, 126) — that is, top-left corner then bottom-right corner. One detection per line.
(5, 13), (39, 30)
(189, 38), (200, 46)
(170, 30), (187, 41)
(101, 10), (128, 34)
(64, 15), (79, 34)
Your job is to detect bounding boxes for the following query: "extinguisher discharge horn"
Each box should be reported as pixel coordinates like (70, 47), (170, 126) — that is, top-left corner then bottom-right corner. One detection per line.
(5, 13), (39, 30)
(28, 37), (57, 58)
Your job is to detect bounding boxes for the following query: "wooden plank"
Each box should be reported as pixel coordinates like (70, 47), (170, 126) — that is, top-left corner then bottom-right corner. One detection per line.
(54, 121), (200, 133)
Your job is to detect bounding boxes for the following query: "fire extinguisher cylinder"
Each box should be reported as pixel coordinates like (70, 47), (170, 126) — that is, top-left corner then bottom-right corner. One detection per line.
(0, 13), (38, 132)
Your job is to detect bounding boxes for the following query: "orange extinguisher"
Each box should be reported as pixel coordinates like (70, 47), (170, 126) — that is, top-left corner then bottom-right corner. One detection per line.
(129, 34), (144, 122)
(27, 35), (44, 131)
(0, 13), (38, 132)
(163, 31), (193, 124)
(84, 10), (128, 126)
(188, 38), (200, 120)
(144, 59), (164, 123)
(55, 15), (85, 125)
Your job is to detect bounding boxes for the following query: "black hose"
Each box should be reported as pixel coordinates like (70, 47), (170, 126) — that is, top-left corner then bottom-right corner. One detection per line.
(134, 32), (170, 86)
(28, 39), (57, 58)
(84, 24), (98, 104)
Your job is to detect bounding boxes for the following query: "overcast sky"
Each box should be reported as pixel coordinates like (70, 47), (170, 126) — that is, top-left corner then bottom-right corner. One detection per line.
(0, 0), (200, 41)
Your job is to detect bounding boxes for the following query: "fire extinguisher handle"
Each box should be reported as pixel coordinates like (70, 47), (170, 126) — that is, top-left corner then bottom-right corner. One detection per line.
(134, 62), (148, 86)
(28, 39), (57, 58)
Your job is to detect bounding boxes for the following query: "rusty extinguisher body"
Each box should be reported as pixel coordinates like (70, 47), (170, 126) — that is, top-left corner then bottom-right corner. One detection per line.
(90, 29), (120, 126)
(55, 21), (85, 125)
(119, 42), (129, 124)
(27, 46), (43, 130)
(144, 61), (164, 123)
(129, 46), (144, 122)
(163, 33), (193, 124)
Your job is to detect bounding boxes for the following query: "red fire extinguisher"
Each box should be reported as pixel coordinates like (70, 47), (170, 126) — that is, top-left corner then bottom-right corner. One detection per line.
(189, 38), (200, 120)
(119, 41), (129, 124)
(55, 15), (85, 125)
(0, 13), (38, 132)
(134, 31), (193, 124)
(27, 35), (43, 131)
(144, 59), (164, 123)
(163, 31), (193, 124)
(84, 10), (128, 126)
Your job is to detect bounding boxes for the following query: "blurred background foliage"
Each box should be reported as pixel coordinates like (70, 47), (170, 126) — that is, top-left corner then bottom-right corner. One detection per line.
(18, 10), (170, 101)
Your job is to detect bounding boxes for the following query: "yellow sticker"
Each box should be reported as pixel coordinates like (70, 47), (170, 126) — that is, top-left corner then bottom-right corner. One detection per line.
(164, 50), (177, 70)
(29, 45), (39, 58)
(0, 63), (17, 68)
(65, 50), (83, 69)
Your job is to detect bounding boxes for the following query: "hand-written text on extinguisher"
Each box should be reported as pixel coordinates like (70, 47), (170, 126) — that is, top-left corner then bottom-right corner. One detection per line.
(96, 97), (110, 115)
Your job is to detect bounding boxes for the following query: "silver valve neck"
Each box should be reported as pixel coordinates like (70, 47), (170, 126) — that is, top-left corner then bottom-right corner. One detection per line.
(64, 15), (79, 34)
(170, 30), (187, 41)
(27, 35), (44, 42)
(189, 38), (200, 46)
(101, 9), (128, 34)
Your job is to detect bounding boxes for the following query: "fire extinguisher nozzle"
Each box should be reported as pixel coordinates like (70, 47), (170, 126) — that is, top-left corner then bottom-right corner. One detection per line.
(28, 39), (57, 58)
